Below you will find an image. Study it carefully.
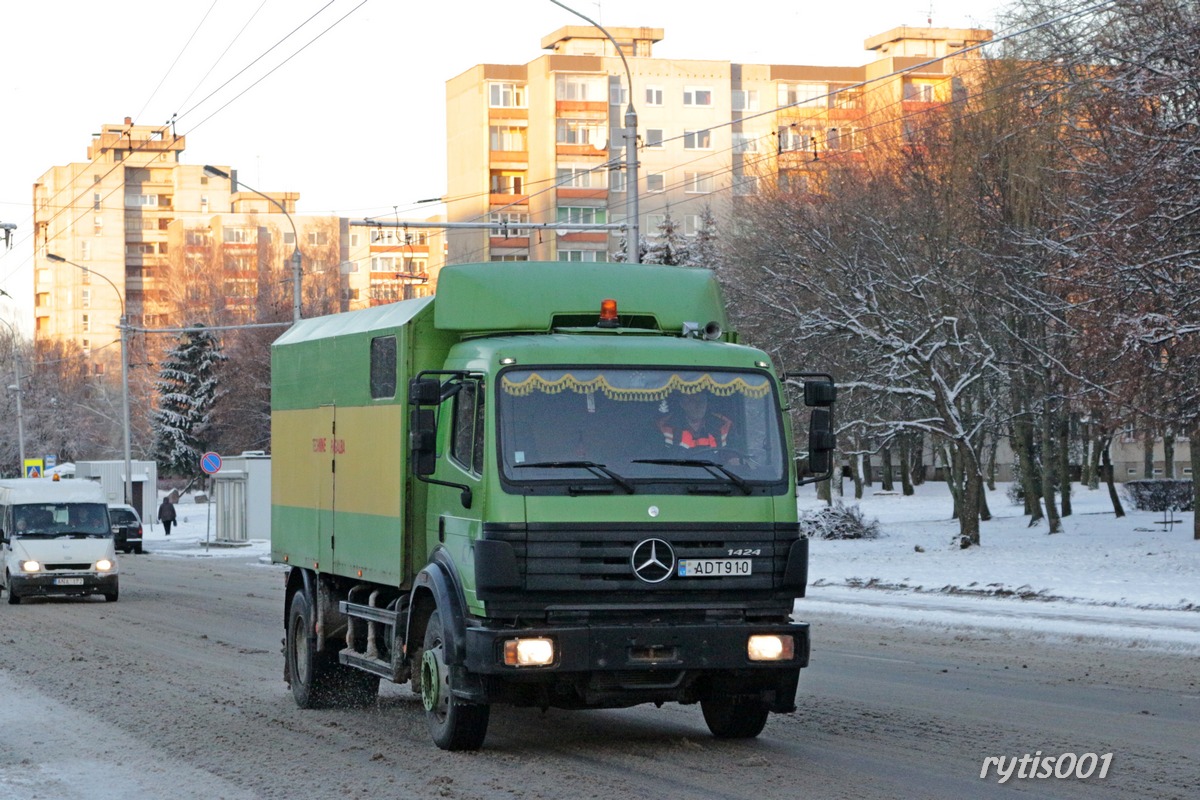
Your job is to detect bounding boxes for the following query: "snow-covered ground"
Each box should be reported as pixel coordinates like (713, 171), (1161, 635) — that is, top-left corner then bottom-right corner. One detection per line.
(142, 480), (1200, 651)
(798, 481), (1200, 652)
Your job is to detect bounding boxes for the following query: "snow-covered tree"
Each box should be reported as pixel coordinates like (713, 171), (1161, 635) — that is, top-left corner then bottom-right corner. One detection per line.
(687, 205), (721, 270)
(644, 209), (691, 266)
(151, 326), (227, 481)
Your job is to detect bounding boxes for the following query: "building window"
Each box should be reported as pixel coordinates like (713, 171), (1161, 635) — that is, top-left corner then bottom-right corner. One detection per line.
(490, 212), (530, 235)
(93, 193), (101, 210)
(558, 250), (607, 262)
(223, 227), (255, 243)
(609, 169), (627, 193)
(124, 193), (158, 207)
(93, 216), (103, 235)
(80, 289), (91, 308)
(778, 124), (821, 152)
(684, 172), (715, 194)
(833, 85), (863, 109)
(732, 133), (758, 153)
(556, 165), (604, 189)
(644, 129), (664, 149)
(350, 233), (360, 247)
(556, 119), (605, 146)
(683, 129), (712, 150)
(490, 125), (527, 151)
(645, 86), (664, 106)
(683, 86), (713, 106)
(557, 207), (607, 225)
(306, 231), (328, 246)
(779, 82), (827, 109)
(81, 313), (90, 333)
(556, 74), (606, 102)
(489, 82), (526, 108)
(609, 82), (628, 105)
(490, 255), (529, 262)
(200, 195), (209, 213)
(646, 173), (665, 193)
(734, 175), (758, 196)
(126, 242), (155, 255)
(490, 171), (526, 194)
(684, 214), (703, 236)
(731, 89), (758, 111)
(79, 240), (92, 261)
(779, 171), (808, 194)
(903, 79), (941, 102)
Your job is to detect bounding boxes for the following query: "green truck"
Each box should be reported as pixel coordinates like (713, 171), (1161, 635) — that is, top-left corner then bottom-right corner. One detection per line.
(271, 261), (835, 750)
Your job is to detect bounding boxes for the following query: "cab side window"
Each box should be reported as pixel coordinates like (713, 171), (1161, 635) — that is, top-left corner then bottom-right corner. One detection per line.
(451, 381), (486, 475)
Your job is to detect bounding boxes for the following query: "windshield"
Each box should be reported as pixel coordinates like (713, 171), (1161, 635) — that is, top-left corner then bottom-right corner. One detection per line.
(12, 502), (111, 537)
(498, 367), (787, 494)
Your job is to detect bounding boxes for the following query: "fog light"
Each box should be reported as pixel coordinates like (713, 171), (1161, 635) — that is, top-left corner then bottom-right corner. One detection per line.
(19, 560), (42, 574)
(747, 634), (794, 662)
(502, 637), (555, 667)
(96, 559), (114, 572)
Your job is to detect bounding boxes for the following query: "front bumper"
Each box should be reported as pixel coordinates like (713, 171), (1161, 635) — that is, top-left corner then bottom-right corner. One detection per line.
(459, 621), (808, 710)
(9, 572), (118, 598)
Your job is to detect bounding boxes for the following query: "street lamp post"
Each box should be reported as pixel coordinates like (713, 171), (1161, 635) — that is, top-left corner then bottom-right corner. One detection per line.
(0, 316), (26, 470)
(203, 165), (303, 323)
(549, 1), (640, 263)
(46, 254), (132, 505)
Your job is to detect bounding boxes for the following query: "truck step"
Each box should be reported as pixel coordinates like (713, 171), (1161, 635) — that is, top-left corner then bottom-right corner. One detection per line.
(340, 600), (399, 626)
(339, 649), (406, 681)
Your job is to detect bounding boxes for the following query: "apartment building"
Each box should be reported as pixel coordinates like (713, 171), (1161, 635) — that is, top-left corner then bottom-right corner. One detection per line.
(444, 25), (993, 263)
(31, 120), (445, 370)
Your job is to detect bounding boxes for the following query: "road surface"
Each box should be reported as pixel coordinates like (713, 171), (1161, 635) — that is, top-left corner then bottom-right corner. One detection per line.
(0, 549), (1194, 799)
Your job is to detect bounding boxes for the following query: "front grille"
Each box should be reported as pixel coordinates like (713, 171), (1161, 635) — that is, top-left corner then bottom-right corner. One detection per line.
(43, 563), (94, 571)
(485, 523), (795, 593)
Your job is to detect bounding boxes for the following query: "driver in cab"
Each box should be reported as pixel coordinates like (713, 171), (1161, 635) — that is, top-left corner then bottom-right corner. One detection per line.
(658, 392), (732, 450)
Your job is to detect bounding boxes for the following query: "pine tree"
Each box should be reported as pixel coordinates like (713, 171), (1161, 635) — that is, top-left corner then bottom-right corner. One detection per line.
(645, 208), (691, 266)
(151, 326), (227, 480)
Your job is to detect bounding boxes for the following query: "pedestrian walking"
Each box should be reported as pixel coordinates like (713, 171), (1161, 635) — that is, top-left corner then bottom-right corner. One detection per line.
(159, 496), (177, 536)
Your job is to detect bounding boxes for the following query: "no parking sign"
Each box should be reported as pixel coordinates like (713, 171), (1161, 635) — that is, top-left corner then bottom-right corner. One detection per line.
(200, 452), (223, 475)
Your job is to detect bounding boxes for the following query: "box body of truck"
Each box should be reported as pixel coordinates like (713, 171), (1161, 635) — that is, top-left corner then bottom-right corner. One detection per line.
(271, 262), (832, 749)
(0, 478), (119, 604)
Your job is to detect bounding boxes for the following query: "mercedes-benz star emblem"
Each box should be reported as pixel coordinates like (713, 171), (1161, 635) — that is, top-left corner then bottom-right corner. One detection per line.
(631, 538), (675, 584)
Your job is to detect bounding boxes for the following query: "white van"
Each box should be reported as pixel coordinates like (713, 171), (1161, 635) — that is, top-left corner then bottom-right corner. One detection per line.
(0, 478), (119, 604)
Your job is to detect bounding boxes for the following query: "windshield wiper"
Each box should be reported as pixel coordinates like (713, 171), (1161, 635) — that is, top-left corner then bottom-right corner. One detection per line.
(633, 458), (753, 495)
(514, 460), (635, 494)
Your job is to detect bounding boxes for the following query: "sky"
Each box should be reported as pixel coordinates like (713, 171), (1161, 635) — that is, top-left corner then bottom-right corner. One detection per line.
(0, 0), (1008, 332)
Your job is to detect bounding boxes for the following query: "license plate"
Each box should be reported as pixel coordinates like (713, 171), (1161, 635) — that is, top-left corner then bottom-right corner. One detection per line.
(677, 558), (751, 577)
(53, 578), (85, 586)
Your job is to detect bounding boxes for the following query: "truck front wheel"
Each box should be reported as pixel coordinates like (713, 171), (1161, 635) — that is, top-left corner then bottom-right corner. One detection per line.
(701, 694), (770, 739)
(420, 610), (489, 750)
(286, 590), (379, 709)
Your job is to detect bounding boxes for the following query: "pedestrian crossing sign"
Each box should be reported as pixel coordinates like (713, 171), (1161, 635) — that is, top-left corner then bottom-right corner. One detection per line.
(24, 459), (44, 478)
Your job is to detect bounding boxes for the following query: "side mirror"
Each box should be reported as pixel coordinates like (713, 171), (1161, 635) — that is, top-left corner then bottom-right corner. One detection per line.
(409, 377), (442, 406)
(807, 407), (836, 475)
(804, 380), (836, 407)
(410, 407), (437, 476)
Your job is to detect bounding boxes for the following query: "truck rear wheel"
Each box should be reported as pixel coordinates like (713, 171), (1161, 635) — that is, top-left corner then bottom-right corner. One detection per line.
(701, 694), (770, 739)
(420, 610), (489, 751)
(286, 589), (379, 709)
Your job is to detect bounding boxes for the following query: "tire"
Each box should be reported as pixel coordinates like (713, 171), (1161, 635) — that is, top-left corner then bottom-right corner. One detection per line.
(104, 584), (120, 602)
(701, 694), (770, 739)
(286, 589), (378, 709)
(420, 610), (489, 751)
(5, 576), (19, 605)
(134, 544), (144, 555)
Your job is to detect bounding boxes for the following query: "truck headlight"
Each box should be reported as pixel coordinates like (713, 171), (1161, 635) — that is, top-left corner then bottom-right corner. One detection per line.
(95, 559), (115, 572)
(19, 560), (42, 574)
(747, 634), (794, 662)
(502, 637), (555, 667)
